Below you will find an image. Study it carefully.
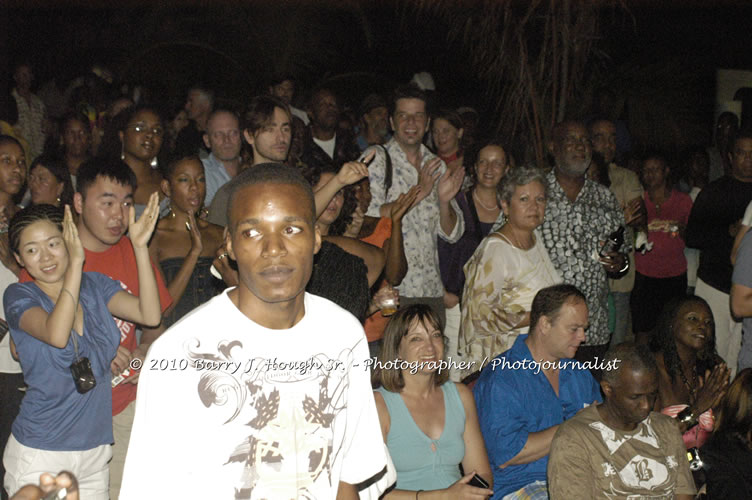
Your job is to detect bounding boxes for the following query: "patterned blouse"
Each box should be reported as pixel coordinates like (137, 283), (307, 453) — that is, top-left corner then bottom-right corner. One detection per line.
(540, 170), (628, 346)
(365, 138), (464, 298)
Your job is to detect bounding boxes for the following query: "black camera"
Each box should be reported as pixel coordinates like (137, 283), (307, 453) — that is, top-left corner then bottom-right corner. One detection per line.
(70, 357), (96, 394)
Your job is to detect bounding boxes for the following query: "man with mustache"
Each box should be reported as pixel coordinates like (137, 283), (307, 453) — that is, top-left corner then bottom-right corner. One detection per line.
(540, 121), (628, 376)
(301, 88), (360, 171)
(548, 343), (695, 499)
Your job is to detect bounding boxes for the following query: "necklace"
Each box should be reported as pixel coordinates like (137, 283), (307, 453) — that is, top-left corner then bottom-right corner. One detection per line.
(678, 364), (698, 402)
(473, 190), (499, 211)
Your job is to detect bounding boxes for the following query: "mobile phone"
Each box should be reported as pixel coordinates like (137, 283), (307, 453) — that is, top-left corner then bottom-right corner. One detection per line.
(42, 487), (67, 500)
(468, 473), (489, 489)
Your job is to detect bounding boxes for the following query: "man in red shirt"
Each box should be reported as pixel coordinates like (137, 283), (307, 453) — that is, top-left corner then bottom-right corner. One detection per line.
(26, 158), (172, 499)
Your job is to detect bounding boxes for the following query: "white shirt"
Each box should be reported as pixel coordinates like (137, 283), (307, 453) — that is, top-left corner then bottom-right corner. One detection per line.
(121, 291), (387, 499)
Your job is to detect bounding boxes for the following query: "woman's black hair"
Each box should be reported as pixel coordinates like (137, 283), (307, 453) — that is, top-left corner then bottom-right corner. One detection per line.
(29, 154), (75, 207)
(650, 295), (719, 385)
(9, 204), (64, 254)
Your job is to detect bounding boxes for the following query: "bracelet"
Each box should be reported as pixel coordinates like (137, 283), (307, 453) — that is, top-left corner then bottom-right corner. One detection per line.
(676, 407), (698, 428)
(618, 255), (630, 273)
(61, 288), (78, 305)
(416, 490), (423, 499)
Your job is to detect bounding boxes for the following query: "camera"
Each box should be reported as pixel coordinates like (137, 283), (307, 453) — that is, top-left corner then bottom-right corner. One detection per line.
(687, 447), (703, 472)
(70, 357), (97, 394)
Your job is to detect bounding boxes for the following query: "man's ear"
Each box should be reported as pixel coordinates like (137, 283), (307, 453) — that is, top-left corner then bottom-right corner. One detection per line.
(243, 129), (254, 147)
(313, 223), (322, 255)
(458, 128), (464, 140)
(73, 192), (84, 215)
(203, 133), (211, 150)
(225, 227), (235, 260)
(600, 379), (613, 399)
(389, 116), (395, 133)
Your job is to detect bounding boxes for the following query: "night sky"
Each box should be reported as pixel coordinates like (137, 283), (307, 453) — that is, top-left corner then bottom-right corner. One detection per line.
(2, 1), (752, 151)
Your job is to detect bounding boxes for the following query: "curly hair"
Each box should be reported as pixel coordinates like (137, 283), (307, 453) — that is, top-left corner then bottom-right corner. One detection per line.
(300, 163), (356, 236)
(650, 295), (719, 385)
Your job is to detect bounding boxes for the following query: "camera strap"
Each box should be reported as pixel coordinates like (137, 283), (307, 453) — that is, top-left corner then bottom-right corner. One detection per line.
(70, 331), (81, 361)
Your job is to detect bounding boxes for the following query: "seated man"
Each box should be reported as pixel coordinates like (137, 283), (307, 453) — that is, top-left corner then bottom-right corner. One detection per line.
(474, 284), (602, 499)
(548, 343), (696, 499)
(120, 164), (386, 499)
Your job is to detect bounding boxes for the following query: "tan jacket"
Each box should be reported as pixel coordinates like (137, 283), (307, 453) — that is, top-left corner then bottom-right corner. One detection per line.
(608, 163), (643, 292)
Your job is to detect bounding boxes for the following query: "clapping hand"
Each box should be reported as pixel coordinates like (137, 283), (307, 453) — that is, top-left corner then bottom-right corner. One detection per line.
(416, 157), (442, 202)
(129, 192), (160, 249)
(389, 186), (420, 222)
(62, 205), (84, 266)
(694, 363), (730, 414)
(438, 166), (466, 203)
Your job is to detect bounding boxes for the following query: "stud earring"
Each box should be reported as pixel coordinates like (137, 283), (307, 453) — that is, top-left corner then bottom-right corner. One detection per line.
(151, 156), (158, 168)
(120, 143), (125, 161)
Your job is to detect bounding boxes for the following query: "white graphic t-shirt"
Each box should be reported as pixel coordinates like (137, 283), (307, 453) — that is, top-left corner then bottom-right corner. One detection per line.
(548, 405), (696, 499)
(120, 291), (386, 499)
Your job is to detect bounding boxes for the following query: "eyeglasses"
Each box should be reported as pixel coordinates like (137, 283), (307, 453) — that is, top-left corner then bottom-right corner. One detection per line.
(126, 123), (164, 136)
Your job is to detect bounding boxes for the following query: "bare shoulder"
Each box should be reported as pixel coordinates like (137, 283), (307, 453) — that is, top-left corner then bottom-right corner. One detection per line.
(454, 382), (477, 409)
(373, 390), (391, 439)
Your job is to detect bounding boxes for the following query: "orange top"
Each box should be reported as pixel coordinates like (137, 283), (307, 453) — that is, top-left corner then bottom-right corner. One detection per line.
(361, 218), (393, 342)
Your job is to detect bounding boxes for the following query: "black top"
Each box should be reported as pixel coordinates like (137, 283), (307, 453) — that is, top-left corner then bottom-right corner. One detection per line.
(701, 431), (752, 499)
(307, 241), (369, 321)
(686, 176), (752, 293)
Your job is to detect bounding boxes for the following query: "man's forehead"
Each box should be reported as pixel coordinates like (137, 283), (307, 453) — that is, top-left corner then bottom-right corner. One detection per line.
(232, 183), (312, 221)
(87, 176), (133, 198)
(395, 98), (426, 112)
(591, 121), (616, 135)
(209, 112), (239, 130)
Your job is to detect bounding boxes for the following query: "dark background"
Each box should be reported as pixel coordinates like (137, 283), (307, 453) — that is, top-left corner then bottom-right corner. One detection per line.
(2, 0), (751, 155)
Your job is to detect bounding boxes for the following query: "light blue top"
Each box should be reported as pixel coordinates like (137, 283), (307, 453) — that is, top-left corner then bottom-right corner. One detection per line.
(376, 381), (465, 491)
(202, 152), (231, 206)
(4, 272), (122, 450)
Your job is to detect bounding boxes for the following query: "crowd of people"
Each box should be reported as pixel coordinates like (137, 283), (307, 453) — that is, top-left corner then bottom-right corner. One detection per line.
(0, 60), (751, 499)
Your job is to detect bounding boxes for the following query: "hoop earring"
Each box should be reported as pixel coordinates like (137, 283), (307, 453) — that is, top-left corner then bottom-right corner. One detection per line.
(168, 199), (175, 218)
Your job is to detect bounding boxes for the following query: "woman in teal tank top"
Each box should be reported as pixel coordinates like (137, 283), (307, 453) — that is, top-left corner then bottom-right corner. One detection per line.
(372, 304), (494, 498)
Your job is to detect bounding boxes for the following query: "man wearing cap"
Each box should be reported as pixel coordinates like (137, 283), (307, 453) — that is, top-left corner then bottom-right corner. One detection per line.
(356, 94), (390, 151)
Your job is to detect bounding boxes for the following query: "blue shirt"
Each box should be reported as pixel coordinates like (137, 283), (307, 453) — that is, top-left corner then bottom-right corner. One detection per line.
(4, 272), (122, 450)
(202, 152), (232, 206)
(473, 334), (601, 498)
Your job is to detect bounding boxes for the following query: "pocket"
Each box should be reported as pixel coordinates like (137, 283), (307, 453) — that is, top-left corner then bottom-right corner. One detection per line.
(3, 436), (41, 492)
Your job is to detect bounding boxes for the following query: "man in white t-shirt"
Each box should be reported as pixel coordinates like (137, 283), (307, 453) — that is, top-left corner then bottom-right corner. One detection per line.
(120, 164), (387, 499)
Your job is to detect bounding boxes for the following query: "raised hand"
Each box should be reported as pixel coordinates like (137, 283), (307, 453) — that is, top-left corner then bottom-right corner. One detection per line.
(693, 363), (730, 414)
(187, 210), (203, 255)
(344, 205), (365, 238)
(62, 205), (85, 265)
(389, 185), (420, 222)
(129, 192), (160, 249)
(438, 165), (466, 203)
(416, 157), (442, 202)
(336, 151), (374, 187)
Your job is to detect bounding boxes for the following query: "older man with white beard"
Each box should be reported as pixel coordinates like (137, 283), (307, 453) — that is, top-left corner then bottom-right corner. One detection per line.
(540, 121), (629, 376)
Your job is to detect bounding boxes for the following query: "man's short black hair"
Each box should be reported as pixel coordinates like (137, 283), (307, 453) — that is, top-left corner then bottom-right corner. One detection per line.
(732, 128), (752, 151)
(77, 158), (137, 199)
(529, 284), (587, 333)
(227, 163), (315, 230)
(268, 74), (296, 88)
(389, 84), (429, 117)
(601, 342), (658, 386)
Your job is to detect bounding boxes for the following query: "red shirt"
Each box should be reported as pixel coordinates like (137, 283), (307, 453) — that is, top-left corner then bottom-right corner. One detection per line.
(635, 190), (693, 278)
(21, 237), (172, 415)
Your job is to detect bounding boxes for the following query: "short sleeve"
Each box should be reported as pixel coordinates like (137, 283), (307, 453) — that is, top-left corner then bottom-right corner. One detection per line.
(474, 374), (528, 466)
(87, 272), (126, 305)
(742, 199), (752, 226)
(664, 419), (697, 495)
(337, 333), (388, 484)
(732, 231), (752, 287)
(3, 283), (42, 331)
(548, 424), (594, 499)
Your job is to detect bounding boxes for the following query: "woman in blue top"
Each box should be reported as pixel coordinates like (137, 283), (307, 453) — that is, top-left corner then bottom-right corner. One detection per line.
(373, 305), (494, 499)
(2, 196), (162, 499)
